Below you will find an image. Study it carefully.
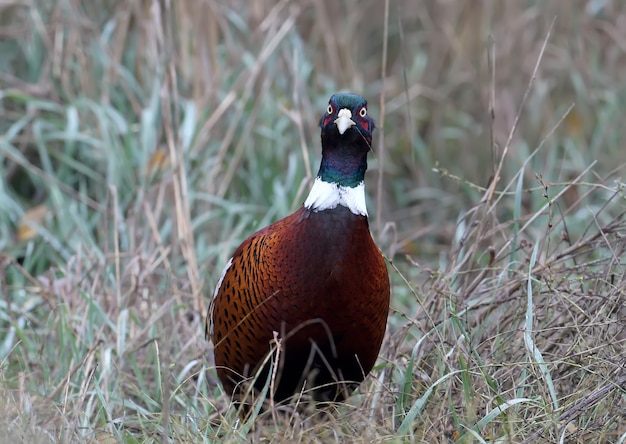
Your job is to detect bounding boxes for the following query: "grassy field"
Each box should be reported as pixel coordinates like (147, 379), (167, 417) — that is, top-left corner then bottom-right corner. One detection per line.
(1, 1), (625, 442)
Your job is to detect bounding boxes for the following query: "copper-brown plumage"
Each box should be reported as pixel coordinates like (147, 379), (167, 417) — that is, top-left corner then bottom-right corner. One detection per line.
(207, 93), (390, 408)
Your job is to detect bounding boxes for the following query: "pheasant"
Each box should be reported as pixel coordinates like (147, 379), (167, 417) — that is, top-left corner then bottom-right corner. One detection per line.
(207, 93), (390, 409)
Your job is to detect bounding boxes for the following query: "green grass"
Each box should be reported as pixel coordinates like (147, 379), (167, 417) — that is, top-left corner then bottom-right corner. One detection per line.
(1, 1), (626, 442)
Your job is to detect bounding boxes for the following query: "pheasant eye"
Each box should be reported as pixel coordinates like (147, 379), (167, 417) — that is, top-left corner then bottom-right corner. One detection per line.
(327, 104), (334, 114)
(359, 107), (367, 117)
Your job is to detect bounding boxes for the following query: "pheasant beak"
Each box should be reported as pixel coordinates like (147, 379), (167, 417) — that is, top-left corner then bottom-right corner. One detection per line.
(334, 108), (356, 135)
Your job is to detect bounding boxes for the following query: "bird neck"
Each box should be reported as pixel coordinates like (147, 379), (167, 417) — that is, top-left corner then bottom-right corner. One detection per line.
(303, 144), (368, 216)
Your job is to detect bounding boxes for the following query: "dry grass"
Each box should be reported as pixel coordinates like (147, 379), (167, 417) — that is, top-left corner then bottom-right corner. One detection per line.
(1, 0), (625, 442)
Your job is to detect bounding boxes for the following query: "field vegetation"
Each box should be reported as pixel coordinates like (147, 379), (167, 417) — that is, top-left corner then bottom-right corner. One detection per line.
(1, 1), (625, 442)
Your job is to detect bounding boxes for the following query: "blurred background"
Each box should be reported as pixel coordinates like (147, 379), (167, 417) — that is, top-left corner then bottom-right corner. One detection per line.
(2, 1), (625, 274)
(0, 0), (626, 280)
(1, 1), (625, 441)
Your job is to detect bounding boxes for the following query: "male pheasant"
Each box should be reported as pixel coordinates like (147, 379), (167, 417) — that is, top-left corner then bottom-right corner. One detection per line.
(207, 93), (390, 409)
